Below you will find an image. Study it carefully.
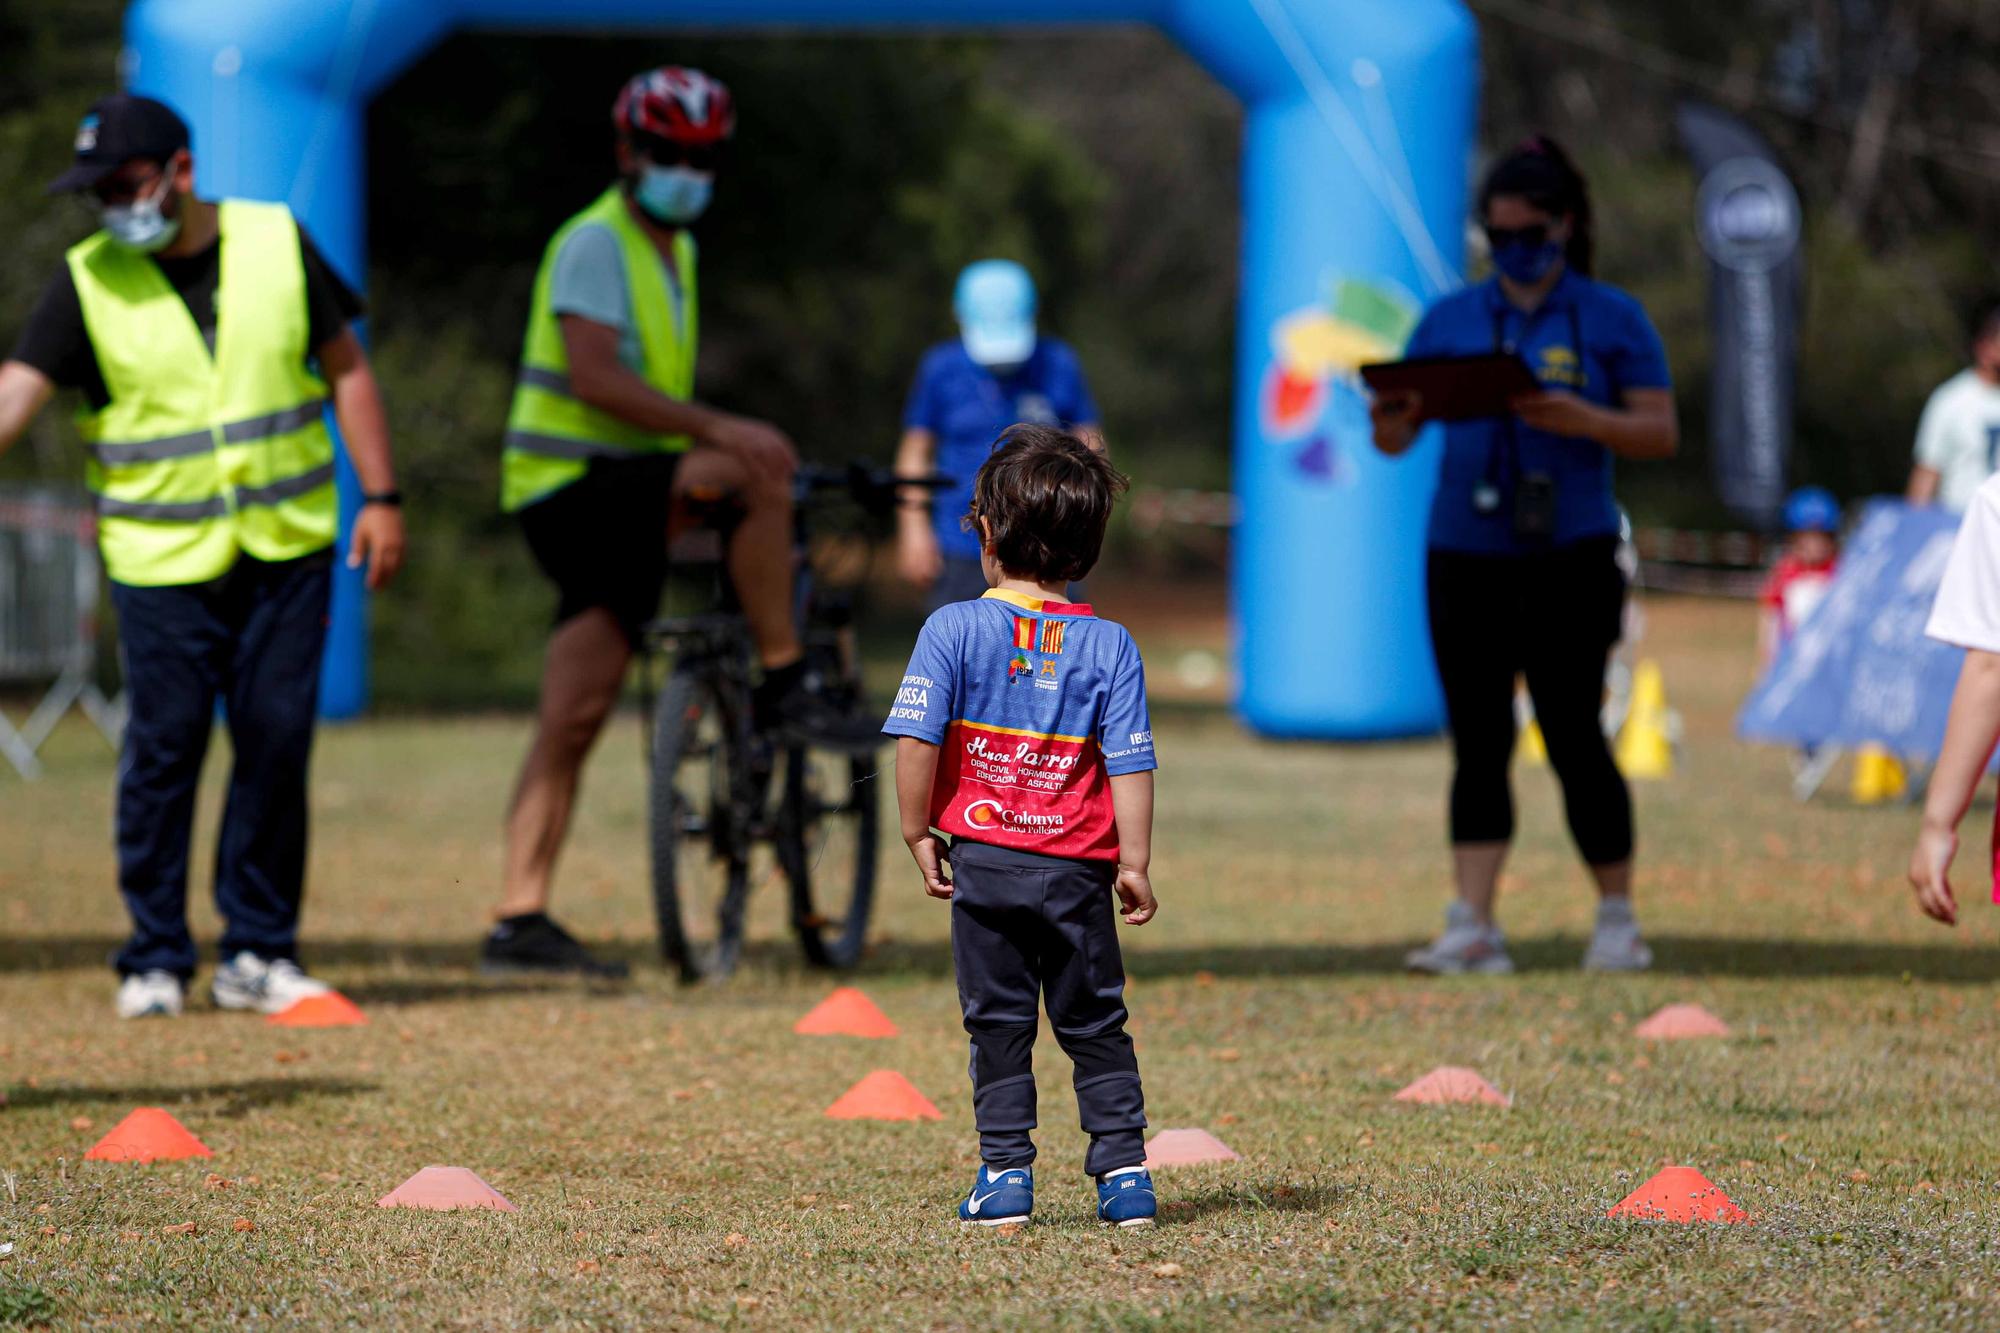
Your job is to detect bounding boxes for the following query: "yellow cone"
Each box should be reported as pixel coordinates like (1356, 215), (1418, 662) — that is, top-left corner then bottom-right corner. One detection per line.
(1614, 659), (1674, 780)
(1849, 745), (1908, 805)
(1518, 717), (1548, 765)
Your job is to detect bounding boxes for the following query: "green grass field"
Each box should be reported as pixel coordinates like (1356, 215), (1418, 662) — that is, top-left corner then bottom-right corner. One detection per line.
(5, 594), (2000, 1329)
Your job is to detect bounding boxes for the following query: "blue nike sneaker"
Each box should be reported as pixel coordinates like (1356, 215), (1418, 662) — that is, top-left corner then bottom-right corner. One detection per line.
(1097, 1166), (1157, 1227)
(958, 1164), (1033, 1227)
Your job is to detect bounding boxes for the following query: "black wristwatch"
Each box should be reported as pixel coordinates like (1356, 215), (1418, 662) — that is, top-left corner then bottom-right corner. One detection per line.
(362, 490), (404, 508)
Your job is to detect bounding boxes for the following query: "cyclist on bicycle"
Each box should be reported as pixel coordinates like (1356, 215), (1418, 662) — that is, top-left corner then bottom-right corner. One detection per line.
(485, 66), (872, 977)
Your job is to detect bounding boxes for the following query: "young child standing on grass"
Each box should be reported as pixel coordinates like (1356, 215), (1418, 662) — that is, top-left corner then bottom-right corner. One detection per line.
(1910, 475), (2000, 924)
(883, 423), (1161, 1229)
(1757, 486), (1842, 670)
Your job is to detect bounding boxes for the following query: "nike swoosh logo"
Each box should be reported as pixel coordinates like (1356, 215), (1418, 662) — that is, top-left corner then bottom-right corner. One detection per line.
(967, 1188), (1007, 1214)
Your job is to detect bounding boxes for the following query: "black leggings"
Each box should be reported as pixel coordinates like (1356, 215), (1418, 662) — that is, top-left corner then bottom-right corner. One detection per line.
(1427, 539), (1633, 866)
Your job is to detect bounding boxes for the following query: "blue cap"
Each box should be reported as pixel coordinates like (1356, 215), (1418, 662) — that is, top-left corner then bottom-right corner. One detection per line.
(954, 259), (1037, 367)
(1782, 486), (1841, 534)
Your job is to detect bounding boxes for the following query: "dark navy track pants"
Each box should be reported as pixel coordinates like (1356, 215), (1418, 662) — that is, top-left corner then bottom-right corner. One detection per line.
(949, 837), (1148, 1177)
(108, 552), (330, 978)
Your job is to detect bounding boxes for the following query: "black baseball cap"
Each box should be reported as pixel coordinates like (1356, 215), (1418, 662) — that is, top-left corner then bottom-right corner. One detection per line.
(46, 94), (190, 195)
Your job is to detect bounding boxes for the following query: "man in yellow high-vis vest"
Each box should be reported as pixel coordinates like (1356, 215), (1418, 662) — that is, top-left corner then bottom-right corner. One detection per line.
(482, 67), (872, 976)
(0, 94), (406, 1019)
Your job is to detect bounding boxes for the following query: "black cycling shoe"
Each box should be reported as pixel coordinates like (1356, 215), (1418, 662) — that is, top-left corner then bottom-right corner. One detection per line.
(758, 674), (883, 755)
(479, 913), (631, 980)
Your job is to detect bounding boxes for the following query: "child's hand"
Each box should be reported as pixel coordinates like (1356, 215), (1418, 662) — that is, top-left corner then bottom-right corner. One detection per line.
(1115, 865), (1157, 925)
(1908, 820), (1960, 926)
(909, 833), (953, 900)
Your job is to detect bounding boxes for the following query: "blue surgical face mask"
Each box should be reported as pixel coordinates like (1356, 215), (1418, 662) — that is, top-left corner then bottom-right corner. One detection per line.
(102, 172), (182, 253)
(1490, 237), (1564, 286)
(634, 164), (713, 225)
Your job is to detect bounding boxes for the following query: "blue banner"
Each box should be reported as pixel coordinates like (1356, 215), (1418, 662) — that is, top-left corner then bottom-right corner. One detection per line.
(1738, 499), (1972, 760)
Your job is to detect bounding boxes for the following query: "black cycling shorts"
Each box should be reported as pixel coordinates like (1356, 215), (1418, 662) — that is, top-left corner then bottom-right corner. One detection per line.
(517, 453), (681, 647)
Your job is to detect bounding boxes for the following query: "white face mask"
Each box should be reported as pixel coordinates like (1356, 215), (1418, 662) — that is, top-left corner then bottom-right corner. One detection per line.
(102, 170), (182, 253)
(634, 164), (713, 225)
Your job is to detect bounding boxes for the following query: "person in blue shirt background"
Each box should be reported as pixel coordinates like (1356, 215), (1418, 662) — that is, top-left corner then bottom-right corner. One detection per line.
(1370, 136), (1679, 977)
(894, 259), (1104, 610)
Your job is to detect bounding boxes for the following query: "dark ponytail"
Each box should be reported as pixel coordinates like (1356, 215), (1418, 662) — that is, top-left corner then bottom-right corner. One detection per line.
(1478, 134), (1594, 277)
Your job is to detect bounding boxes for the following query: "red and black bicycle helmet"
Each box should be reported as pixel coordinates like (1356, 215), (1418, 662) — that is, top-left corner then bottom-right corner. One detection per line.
(612, 66), (736, 146)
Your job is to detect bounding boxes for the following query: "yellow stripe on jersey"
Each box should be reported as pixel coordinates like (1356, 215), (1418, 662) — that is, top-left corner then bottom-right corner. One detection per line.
(949, 718), (1090, 745)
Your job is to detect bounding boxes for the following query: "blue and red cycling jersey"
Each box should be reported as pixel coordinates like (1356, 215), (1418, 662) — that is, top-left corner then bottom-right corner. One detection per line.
(881, 588), (1156, 861)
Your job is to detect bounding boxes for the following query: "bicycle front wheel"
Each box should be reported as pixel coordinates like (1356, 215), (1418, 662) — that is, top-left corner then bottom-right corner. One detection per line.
(649, 663), (752, 983)
(778, 745), (881, 970)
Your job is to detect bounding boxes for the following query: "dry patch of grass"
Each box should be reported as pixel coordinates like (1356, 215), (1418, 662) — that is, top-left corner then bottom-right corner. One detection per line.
(5, 596), (2000, 1328)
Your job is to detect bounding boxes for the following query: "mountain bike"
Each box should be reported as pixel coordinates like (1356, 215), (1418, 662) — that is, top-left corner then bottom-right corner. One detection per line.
(638, 463), (947, 983)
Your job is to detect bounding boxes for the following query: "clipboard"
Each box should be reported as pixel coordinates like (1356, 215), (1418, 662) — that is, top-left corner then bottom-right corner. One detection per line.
(1358, 353), (1540, 422)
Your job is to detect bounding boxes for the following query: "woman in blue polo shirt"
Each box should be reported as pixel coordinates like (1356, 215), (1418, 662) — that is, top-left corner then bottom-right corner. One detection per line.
(894, 260), (1102, 609)
(1371, 137), (1679, 976)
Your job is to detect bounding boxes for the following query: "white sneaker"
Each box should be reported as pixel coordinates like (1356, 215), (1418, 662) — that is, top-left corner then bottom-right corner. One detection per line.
(1582, 900), (1653, 972)
(116, 970), (185, 1019)
(1405, 901), (1513, 975)
(211, 952), (331, 1014)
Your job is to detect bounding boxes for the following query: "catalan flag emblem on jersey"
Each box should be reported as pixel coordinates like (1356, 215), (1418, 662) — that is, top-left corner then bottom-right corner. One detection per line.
(1013, 616), (1038, 651)
(1037, 620), (1067, 656)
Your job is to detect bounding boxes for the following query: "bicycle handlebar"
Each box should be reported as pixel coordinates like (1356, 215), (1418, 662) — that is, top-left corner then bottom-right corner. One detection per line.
(793, 463), (954, 516)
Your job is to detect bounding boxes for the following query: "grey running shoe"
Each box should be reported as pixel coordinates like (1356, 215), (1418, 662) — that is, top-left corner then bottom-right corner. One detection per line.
(1582, 899), (1653, 972)
(1405, 901), (1514, 975)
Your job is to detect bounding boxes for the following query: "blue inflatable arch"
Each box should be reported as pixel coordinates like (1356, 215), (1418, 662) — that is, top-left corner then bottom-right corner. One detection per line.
(125, 0), (1475, 738)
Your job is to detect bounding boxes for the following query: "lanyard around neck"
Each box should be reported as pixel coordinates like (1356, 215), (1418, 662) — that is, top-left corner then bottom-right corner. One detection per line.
(1484, 298), (1586, 490)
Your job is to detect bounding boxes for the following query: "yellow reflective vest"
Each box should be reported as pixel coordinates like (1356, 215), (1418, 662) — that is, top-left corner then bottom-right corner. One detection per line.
(501, 186), (698, 513)
(67, 199), (337, 586)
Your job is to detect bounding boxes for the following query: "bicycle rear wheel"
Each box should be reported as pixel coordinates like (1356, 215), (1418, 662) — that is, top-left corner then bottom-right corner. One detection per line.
(649, 663), (752, 983)
(778, 744), (881, 970)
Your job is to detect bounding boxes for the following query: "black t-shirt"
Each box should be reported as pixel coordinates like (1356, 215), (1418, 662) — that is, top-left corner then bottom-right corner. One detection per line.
(9, 224), (364, 411)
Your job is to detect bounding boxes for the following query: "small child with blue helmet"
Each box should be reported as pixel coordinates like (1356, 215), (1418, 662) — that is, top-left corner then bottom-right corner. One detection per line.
(1758, 486), (1842, 669)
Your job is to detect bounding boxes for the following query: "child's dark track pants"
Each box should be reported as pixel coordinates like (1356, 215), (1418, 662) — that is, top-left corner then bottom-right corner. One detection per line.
(948, 837), (1148, 1177)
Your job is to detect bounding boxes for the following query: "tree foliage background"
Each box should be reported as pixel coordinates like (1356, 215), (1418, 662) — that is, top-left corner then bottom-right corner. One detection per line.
(2, 0), (1997, 703)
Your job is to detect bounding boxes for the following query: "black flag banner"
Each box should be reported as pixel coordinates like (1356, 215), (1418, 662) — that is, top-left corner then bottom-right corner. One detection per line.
(1675, 101), (1805, 529)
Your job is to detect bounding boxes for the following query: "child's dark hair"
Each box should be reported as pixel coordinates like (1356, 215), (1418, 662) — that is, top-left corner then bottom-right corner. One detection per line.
(966, 424), (1128, 584)
(1479, 134), (1594, 277)
(1967, 295), (2000, 350)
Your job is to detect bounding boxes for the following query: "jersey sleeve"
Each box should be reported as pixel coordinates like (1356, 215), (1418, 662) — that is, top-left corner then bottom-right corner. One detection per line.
(1913, 381), (1958, 469)
(1096, 629), (1157, 775)
(1401, 302), (1449, 360)
(881, 615), (959, 744)
(1055, 343), (1102, 425)
(1759, 562), (1789, 611)
(547, 224), (630, 331)
(1603, 295), (1672, 392)
(902, 349), (943, 433)
(1929, 480), (2000, 652)
(8, 268), (96, 390)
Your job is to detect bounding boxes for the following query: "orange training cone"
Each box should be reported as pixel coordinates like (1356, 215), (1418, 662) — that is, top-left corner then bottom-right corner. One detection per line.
(793, 987), (898, 1039)
(267, 991), (368, 1027)
(823, 1070), (942, 1121)
(1143, 1128), (1240, 1168)
(85, 1108), (213, 1163)
(1393, 1066), (1512, 1107)
(376, 1166), (519, 1212)
(1634, 1003), (1730, 1040)
(1607, 1166), (1748, 1224)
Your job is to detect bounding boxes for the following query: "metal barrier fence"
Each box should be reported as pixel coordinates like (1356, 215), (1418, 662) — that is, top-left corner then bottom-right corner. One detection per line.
(0, 486), (122, 778)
